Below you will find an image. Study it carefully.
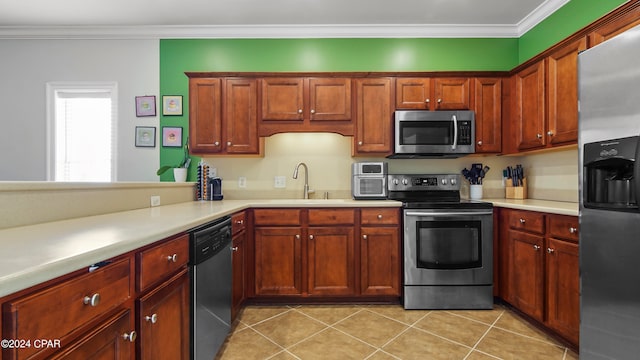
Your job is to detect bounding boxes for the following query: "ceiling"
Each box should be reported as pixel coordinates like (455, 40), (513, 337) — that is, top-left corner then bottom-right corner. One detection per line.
(0, 0), (570, 39)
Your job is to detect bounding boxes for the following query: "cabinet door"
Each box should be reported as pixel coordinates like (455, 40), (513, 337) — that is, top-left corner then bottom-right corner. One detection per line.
(308, 78), (351, 122)
(261, 78), (304, 121)
(138, 269), (190, 360)
(509, 229), (544, 321)
(50, 309), (134, 360)
(546, 238), (579, 345)
(225, 78), (259, 154)
(254, 227), (303, 295)
(360, 226), (400, 296)
(231, 231), (245, 321)
(354, 78), (393, 155)
(307, 227), (356, 296)
(473, 78), (502, 153)
(395, 78), (431, 109)
(189, 78), (222, 152)
(434, 77), (471, 110)
(547, 38), (586, 146)
(515, 61), (546, 151)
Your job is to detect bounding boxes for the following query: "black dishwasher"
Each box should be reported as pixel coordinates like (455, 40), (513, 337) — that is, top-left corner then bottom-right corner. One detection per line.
(189, 216), (232, 360)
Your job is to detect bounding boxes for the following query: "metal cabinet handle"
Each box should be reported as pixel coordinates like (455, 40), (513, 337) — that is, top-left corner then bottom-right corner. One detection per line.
(309, 235), (314, 240)
(236, 219), (244, 225)
(122, 331), (137, 342)
(298, 109), (303, 114)
(310, 109), (316, 114)
(536, 134), (543, 139)
(377, 214), (383, 219)
(569, 227), (578, 234)
(214, 141), (220, 146)
(437, 98), (442, 103)
(358, 141), (363, 145)
(227, 141), (232, 146)
(167, 254), (178, 263)
(547, 131), (554, 136)
(477, 140), (483, 146)
(83, 293), (100, 307)
(519, 218), (526, 224)
(425, 99), (430, 103)
(547, 248), (555, 254)
(231, 246), (239, 252)
(145, 313), (158, 324)
(295, 235), (300, 240)
(363, 235), (368, 240)
(533, 245), (541, 251)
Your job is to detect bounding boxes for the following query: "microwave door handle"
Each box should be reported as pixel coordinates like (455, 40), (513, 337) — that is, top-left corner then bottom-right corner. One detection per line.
(451, 114), (458, 150)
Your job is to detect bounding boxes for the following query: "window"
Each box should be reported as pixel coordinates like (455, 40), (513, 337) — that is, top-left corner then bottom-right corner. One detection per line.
(47, 82), (117, 181)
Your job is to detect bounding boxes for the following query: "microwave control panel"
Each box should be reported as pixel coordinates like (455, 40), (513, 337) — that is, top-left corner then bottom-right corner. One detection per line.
(458, 121), (472, 145)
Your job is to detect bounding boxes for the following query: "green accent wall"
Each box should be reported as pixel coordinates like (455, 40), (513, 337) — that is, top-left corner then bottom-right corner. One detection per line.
(518, 0), (627, 63)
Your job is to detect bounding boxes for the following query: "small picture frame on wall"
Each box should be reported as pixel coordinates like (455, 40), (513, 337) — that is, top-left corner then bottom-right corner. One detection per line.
(162, 126), (183, 147)
(135, 95), (156, 117)
(135, 126), (156, 147)
(162, 95), (183, 116)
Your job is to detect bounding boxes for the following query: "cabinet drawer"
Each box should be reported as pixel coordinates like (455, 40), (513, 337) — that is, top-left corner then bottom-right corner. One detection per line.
(3, 257), (131, 360)
(361, 208), (399, 225)
(232, 211), (247, 234)
(548, 214), (579, 242)
(308, 209), (355, 225)
(254, 209), (302, 226)
(508, 210), (545, 234)
(138, 234), (189, 292)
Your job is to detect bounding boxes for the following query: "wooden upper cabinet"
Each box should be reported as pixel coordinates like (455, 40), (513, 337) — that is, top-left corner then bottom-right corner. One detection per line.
(473, 77), (502, 153)
(588, 4), (640, 46)
(395, 77), (471, 110)
(547, 37), (586, 146)
(188, 77), (260, 155)
(514, 61), (546, 151)
(259, 77), (353, 136)
(189, 78), (222, 153)
(353, 77), (394, 156)
(225, 78), (259, 154)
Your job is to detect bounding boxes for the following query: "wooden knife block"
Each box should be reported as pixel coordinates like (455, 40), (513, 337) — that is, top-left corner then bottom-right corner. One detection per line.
(506, 178), (527, 199)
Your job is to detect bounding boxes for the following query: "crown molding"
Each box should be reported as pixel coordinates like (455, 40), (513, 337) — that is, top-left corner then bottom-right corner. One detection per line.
(517, 0), (571, 35)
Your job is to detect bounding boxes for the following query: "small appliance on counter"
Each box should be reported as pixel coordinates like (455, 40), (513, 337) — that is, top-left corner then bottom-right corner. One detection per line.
(196, 161), (223, 201)
(351, 161), (388, 199)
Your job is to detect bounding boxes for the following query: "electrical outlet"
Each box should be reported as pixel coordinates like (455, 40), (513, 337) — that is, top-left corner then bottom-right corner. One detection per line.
(238, 176), (247, 188)
(274, 176), (286, 188)
(210, 167), (217, 177)
(150, 195), (161, 207)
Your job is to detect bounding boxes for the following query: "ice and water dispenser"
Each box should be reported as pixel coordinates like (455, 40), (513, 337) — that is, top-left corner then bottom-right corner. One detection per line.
(584, 136), (640, 211)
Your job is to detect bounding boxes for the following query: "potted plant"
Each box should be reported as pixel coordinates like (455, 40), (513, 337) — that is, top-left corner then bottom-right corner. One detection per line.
(157, 138), (191, 182)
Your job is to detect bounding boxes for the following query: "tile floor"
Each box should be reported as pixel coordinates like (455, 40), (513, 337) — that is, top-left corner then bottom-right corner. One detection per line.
(216, 304), (578, 360)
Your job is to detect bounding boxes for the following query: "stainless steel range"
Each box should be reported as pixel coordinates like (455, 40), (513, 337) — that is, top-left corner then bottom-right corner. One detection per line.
(388, 174), (494, 310)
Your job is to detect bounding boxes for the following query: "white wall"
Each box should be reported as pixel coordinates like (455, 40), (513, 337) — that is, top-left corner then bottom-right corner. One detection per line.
(0, 39), (159, 181)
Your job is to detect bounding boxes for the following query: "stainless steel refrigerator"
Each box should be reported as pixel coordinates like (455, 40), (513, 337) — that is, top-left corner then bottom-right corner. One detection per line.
(579, 25), (640, 358)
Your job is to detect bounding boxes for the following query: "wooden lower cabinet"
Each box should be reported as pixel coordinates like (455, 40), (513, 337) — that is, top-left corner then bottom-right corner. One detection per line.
(307, 226), (356, 296)
(50, 309), (134, 360)
(360, 226), (400, 296)
(254, 227), (304, 296)
(137, 269), (189, 360)
(499, 208), (579, 347)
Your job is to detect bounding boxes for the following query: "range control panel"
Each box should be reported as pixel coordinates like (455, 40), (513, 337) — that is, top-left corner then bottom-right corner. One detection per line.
(387, 174), (460, 192)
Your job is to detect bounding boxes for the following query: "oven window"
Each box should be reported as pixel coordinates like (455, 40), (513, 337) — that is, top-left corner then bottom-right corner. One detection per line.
(416, 220), (481, 269)
(400, 121), (452, 145)
(359, 178), (384, 195)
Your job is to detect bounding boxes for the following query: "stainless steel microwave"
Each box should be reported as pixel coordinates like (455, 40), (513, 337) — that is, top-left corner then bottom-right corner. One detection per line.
(352, 162), (388, 199)
(389, 110), (475, 158)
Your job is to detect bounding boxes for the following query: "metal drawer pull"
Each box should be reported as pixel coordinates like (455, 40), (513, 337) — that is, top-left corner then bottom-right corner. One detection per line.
(309, 235), (314, 240)
(363, 235), (368, 240)
(145, 313), (158, 324)
(83, 293), (101, 307)
(377, 214), (383, 219)
(569, 227), (578, 234)
(231, 246), (239, 252)
(533, 245), (541, 251)
(295, 235), (300, 240)
(236, 219), (244, 225)
(122, 331), (137, 342)
(167, 254), (178, 263)
(405, 211), (494, 217)
(519, 218), (526, 224)
(547, 248), (555, 254)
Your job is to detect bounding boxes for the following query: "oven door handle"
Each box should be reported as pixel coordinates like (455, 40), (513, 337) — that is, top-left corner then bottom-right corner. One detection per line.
(405, 211), (494, 217)
(451, 114), (458, 150)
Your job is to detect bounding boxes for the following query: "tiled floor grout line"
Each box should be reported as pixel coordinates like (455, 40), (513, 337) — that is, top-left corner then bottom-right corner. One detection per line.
(463, 309), (506, 360)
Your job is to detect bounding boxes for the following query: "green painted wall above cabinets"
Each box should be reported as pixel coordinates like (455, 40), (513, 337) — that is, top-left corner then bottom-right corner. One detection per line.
(518, 0), (627, 63)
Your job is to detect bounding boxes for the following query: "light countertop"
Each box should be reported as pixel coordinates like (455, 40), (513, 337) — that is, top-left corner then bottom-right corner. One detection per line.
(0, 197), (577, 299)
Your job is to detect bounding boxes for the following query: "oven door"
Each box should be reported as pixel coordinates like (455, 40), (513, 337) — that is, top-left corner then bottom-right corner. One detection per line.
(403, 209), (493, 286)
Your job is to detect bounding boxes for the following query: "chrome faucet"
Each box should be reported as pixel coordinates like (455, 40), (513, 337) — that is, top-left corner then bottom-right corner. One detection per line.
(292, 162), (314, 199)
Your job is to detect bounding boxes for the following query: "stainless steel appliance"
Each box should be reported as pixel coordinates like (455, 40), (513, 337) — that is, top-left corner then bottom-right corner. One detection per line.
(578, 24), (640, 359)
(190, 216), (232, 360)
(351, 161), (388, 199)
(389, 110), (475, 158)
(388, 174), (493, 309)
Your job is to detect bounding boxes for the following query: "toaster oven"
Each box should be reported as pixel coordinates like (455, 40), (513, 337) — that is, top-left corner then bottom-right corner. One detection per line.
(351, 162), (388, 199)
